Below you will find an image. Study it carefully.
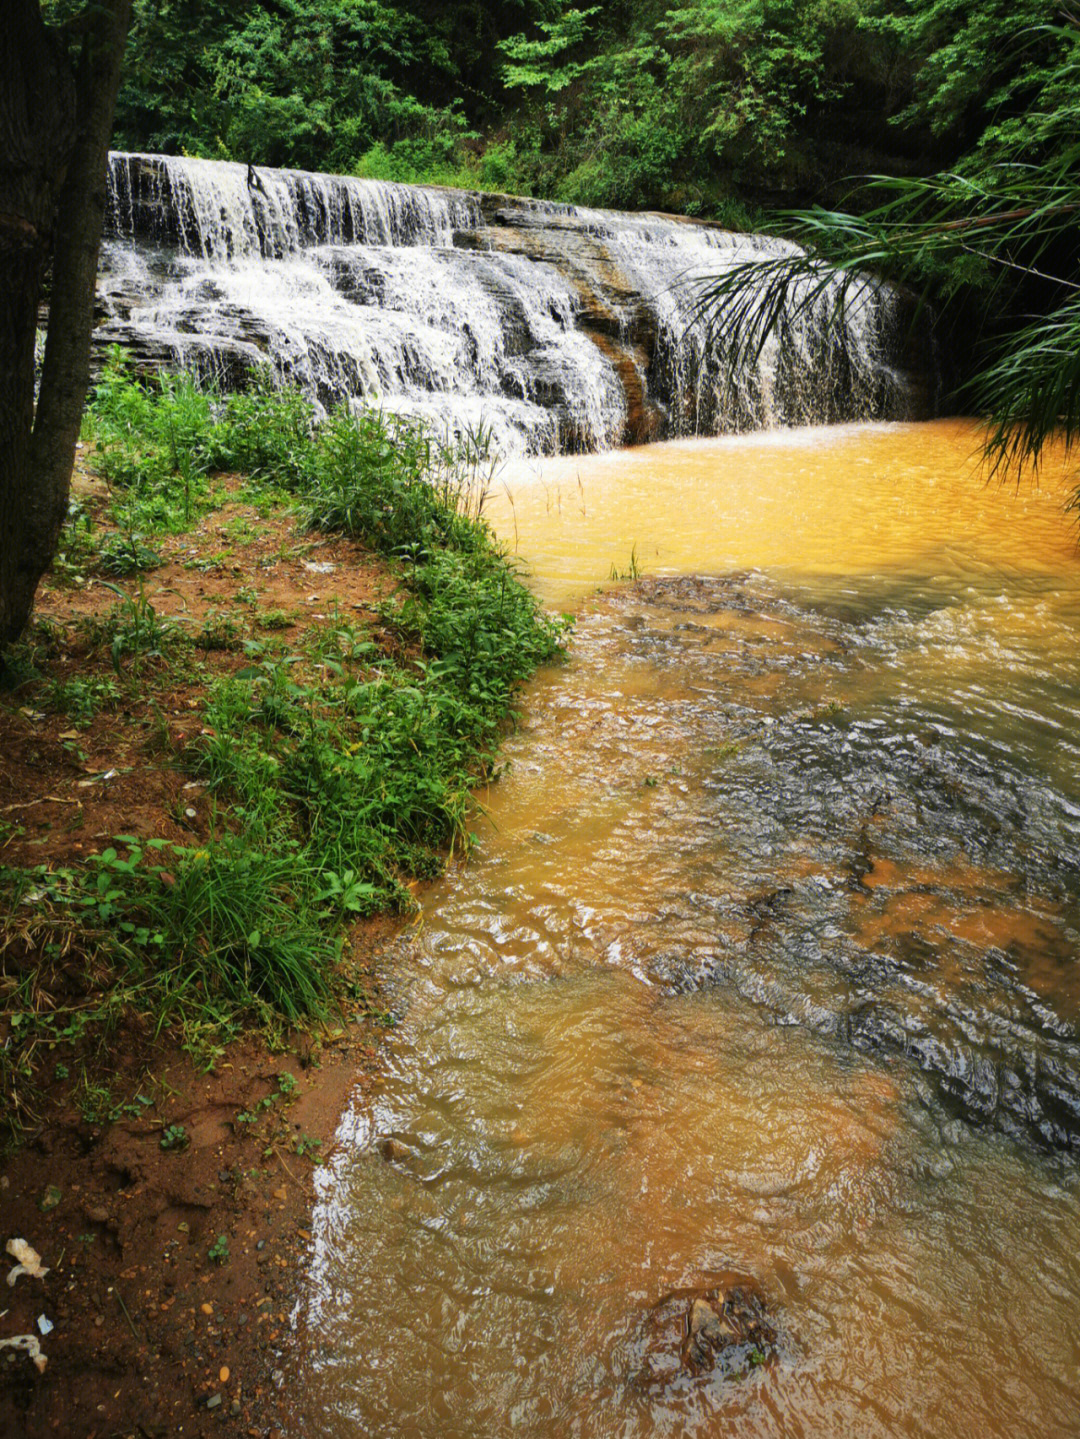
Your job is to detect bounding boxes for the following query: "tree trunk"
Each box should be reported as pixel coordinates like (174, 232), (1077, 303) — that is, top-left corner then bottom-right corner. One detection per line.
(0, 0), (132, 648)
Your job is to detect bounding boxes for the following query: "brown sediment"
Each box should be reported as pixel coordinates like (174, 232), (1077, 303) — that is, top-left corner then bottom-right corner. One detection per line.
(0, 1002), (389, 1439)
(851, 851), (1071, 1000)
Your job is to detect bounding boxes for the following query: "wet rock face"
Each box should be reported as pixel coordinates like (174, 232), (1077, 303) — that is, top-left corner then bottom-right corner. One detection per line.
(636, 1274), (778, 1389)
(91, 152), (934, 455)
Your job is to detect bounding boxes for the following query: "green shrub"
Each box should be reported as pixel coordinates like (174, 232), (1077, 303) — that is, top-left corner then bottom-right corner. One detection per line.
(26, 366), (570, 1030)
(91, 838), (335, 1020)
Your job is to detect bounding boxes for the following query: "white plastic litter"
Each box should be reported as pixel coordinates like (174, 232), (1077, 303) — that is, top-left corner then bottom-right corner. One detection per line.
(37, 1315), (53, 1336)
(5, 1239), (49, 1287)
(0, 1333), (47, 1373)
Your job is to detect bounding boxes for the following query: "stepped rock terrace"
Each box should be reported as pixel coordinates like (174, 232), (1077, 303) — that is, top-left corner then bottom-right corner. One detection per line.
(96, 153), (932, 455)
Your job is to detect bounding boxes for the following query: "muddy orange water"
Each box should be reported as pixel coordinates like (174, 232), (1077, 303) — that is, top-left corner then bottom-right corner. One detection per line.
(293, 421), (1080, 1438)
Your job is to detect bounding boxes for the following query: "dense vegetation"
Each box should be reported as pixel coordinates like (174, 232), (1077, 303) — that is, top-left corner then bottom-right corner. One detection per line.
(1, 361), (567, 1116)
(695, 10), (1079, 481)
(64, 0), (1061, 221)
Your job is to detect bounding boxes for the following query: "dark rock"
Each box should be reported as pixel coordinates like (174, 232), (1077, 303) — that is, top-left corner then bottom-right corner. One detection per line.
(379, 1137), (411, 1164)
(635, 1273), (778, 1389)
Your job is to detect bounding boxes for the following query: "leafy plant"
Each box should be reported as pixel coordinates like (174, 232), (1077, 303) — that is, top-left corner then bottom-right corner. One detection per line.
(97, 535), (164, 577)
(690, 15), (1080, 495)
(160, 1123), (189, 1151)
(45, 675), (122, 726)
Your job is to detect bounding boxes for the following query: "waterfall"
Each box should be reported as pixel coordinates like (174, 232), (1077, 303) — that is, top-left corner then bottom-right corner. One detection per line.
(96, 153), (931, 455)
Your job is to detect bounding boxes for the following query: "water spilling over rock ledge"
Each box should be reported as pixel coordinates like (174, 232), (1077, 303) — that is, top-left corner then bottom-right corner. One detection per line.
(95, 153), (933, 454)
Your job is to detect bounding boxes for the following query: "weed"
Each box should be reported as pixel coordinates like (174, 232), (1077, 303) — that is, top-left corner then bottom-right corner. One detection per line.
(80, 586), (184, 675)
(97, 535), (164, 577)
(608, 545), (642, 581)
(160, 1123), (189, 1151)
(197, 610), (243, 651)
(256, 608), (292, 631)
(44, 675), (121, 726)
(207, 1234), (229, 1265)
(89, 836), (337, 1019)
(79, 1082), (116, 1125)
(237, 1071), (298, 1126)
(52, 501), (99, 584)
(180, 1019), (236, 1075)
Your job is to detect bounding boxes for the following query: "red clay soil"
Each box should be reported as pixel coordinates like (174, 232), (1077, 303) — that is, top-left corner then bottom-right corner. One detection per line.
(0, 1013), (388, 1439)
(0, 466), (410, 1438)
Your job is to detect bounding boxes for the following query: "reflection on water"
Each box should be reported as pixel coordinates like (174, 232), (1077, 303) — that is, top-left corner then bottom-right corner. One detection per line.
(292, 420), (1080, 1438)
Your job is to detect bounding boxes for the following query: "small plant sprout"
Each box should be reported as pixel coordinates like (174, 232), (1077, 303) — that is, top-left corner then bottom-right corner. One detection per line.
(160, 1123), (189, 1151)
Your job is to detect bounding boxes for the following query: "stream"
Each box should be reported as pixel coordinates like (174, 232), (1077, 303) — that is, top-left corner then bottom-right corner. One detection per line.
(290, 419), (1080, 1437)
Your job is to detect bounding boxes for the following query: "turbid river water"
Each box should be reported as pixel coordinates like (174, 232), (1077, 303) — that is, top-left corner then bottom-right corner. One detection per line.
(291, 419), (1080, 1438)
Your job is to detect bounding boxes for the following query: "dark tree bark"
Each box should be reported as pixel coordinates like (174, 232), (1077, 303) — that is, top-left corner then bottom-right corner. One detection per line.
(0, 0), (132, 648)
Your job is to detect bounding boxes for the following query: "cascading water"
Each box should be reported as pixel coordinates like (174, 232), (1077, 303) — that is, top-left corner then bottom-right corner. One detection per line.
(96, 153), (930, 454)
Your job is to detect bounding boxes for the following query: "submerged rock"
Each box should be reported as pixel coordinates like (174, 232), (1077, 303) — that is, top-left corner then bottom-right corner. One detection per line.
(635, 1272), (778, 1388)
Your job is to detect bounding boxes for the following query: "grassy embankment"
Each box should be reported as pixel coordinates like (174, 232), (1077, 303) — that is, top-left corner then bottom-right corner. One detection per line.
(0, 355), (568, 1141)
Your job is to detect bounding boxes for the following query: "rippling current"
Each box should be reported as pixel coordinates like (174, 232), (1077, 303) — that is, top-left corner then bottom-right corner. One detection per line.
(289, 420), (1080, 1438)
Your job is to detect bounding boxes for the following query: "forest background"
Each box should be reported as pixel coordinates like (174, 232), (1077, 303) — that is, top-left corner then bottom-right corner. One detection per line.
(84, 0), (1058, 223)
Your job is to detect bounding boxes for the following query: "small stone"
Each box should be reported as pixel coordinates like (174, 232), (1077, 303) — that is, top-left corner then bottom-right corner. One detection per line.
(230, 1399), (242, 1416)
(256, 1241), (265, 1252)
(94, 1316), (104, 1328)
(690, 1299), (714, 1336)
(219, 1366), (230, 1383)
(201, 1302), (214, 1316)
(206, 1393), (222, 1409)
(237, 1312), (248, 1327)
(379, 1137), (410, 1163)
(85, 1204), (109, 1225)
(271, 1368), (285, 1389)
(39, 1185), (62, 1212)
(273, 1187), (287, 1201)
(219, 1171), (231, 1183)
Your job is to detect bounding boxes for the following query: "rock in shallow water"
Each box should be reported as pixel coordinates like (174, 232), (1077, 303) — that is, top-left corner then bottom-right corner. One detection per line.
(635, 1272), (778, 1388)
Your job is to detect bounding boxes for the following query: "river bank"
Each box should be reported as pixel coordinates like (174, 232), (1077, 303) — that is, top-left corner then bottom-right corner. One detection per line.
(0, 469), (389, 1439)
(0, 374), (565, 1438)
